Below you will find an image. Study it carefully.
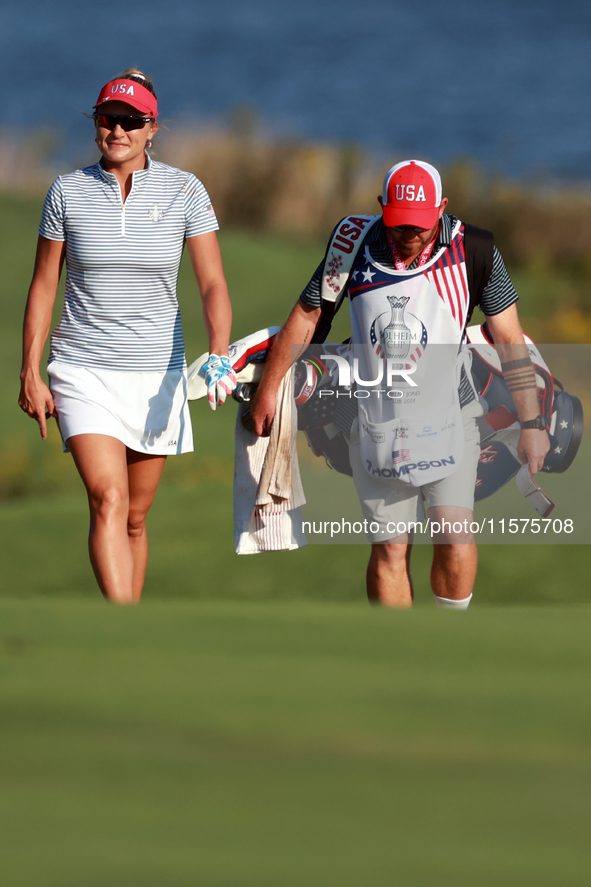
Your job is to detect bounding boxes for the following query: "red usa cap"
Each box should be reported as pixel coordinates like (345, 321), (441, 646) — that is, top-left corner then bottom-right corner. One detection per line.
(93, 79), (158, 118)
(382, 160), (442, 228)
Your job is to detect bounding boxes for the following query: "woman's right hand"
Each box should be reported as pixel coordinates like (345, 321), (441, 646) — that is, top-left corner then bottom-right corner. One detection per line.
(19, 236), (65, 440)
(18, 373), (56, 440)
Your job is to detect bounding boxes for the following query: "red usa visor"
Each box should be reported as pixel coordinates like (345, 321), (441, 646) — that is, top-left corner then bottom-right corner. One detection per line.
(93, 79), (158, 118)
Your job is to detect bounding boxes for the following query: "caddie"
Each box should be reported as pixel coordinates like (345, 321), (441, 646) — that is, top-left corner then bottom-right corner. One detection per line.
(250, 160), (550, 608)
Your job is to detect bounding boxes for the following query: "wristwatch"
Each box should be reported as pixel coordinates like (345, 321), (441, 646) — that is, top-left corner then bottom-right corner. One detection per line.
(519, 415), (546, 430)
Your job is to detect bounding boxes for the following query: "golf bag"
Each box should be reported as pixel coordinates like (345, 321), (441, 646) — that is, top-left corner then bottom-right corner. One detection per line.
(190, 326), (584, 508)
(467, 323), (584, 500)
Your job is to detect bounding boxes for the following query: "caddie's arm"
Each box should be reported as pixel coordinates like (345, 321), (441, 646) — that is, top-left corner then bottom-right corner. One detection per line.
(485, 304), (550, 475)
(250, 299), (322, 436)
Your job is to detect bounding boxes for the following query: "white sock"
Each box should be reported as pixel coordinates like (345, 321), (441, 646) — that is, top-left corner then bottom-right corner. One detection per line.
(434, 594), (472, 610)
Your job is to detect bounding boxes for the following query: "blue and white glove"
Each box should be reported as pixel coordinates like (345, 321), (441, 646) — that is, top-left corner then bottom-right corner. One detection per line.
(203, 354), (238, 411)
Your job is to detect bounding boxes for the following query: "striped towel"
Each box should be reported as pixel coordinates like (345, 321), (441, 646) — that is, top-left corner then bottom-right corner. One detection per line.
(233, 367), (307, 554)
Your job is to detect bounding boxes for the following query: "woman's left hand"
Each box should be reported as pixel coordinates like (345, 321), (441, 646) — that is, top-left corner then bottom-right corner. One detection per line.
(203, 354), (237, 410)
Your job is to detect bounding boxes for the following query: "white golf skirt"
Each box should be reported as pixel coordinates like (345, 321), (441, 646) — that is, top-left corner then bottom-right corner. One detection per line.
(47, 361), (194, 455)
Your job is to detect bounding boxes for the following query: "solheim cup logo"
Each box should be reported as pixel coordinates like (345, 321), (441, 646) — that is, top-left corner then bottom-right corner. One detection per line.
(381, 295), (411, 359)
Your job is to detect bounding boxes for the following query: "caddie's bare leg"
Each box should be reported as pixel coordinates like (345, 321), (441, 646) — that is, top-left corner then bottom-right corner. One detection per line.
(428, 506), (477, 603)
(367, 536), (413, 608)
(430, 543), (477, 601)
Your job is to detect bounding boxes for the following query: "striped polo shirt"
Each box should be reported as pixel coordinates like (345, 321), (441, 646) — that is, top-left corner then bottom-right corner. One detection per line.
(39, 158), (219, 372)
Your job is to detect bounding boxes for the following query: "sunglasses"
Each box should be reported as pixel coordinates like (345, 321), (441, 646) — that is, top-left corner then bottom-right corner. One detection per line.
(93, 113), (153, 131)
(390, 225), (429, 233)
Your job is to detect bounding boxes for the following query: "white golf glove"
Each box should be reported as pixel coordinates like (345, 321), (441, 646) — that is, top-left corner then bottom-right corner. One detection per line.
(203, 354), (237, 410)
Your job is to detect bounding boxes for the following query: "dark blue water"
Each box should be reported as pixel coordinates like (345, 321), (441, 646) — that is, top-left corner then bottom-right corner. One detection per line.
(1, 0), (590, 179)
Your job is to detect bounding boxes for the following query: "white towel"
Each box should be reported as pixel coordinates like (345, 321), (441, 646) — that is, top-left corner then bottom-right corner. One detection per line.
(233, 368), (307, 554)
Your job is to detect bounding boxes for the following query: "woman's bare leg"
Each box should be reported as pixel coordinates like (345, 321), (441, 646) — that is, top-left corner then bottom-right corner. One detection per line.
(68, 435), (134, 603)
(68, 436), (166, 604)
(126, 450), (166, 603)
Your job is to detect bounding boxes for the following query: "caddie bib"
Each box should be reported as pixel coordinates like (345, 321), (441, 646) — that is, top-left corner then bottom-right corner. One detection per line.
(348, 219), (474, 486)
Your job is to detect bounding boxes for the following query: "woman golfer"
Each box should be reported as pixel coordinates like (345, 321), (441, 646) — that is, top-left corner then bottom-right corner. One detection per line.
(19, 69), (236, 604)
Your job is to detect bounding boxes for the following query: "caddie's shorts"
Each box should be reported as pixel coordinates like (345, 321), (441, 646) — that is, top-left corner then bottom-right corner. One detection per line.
(348, 399), (483, 542)
(47, 361), (194, 456)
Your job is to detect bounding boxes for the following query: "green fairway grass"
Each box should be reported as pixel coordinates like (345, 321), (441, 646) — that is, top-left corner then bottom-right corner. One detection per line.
(1, 192), (590, 886)
(1, 483), (590, 605)
(1, 599), (590, 886)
